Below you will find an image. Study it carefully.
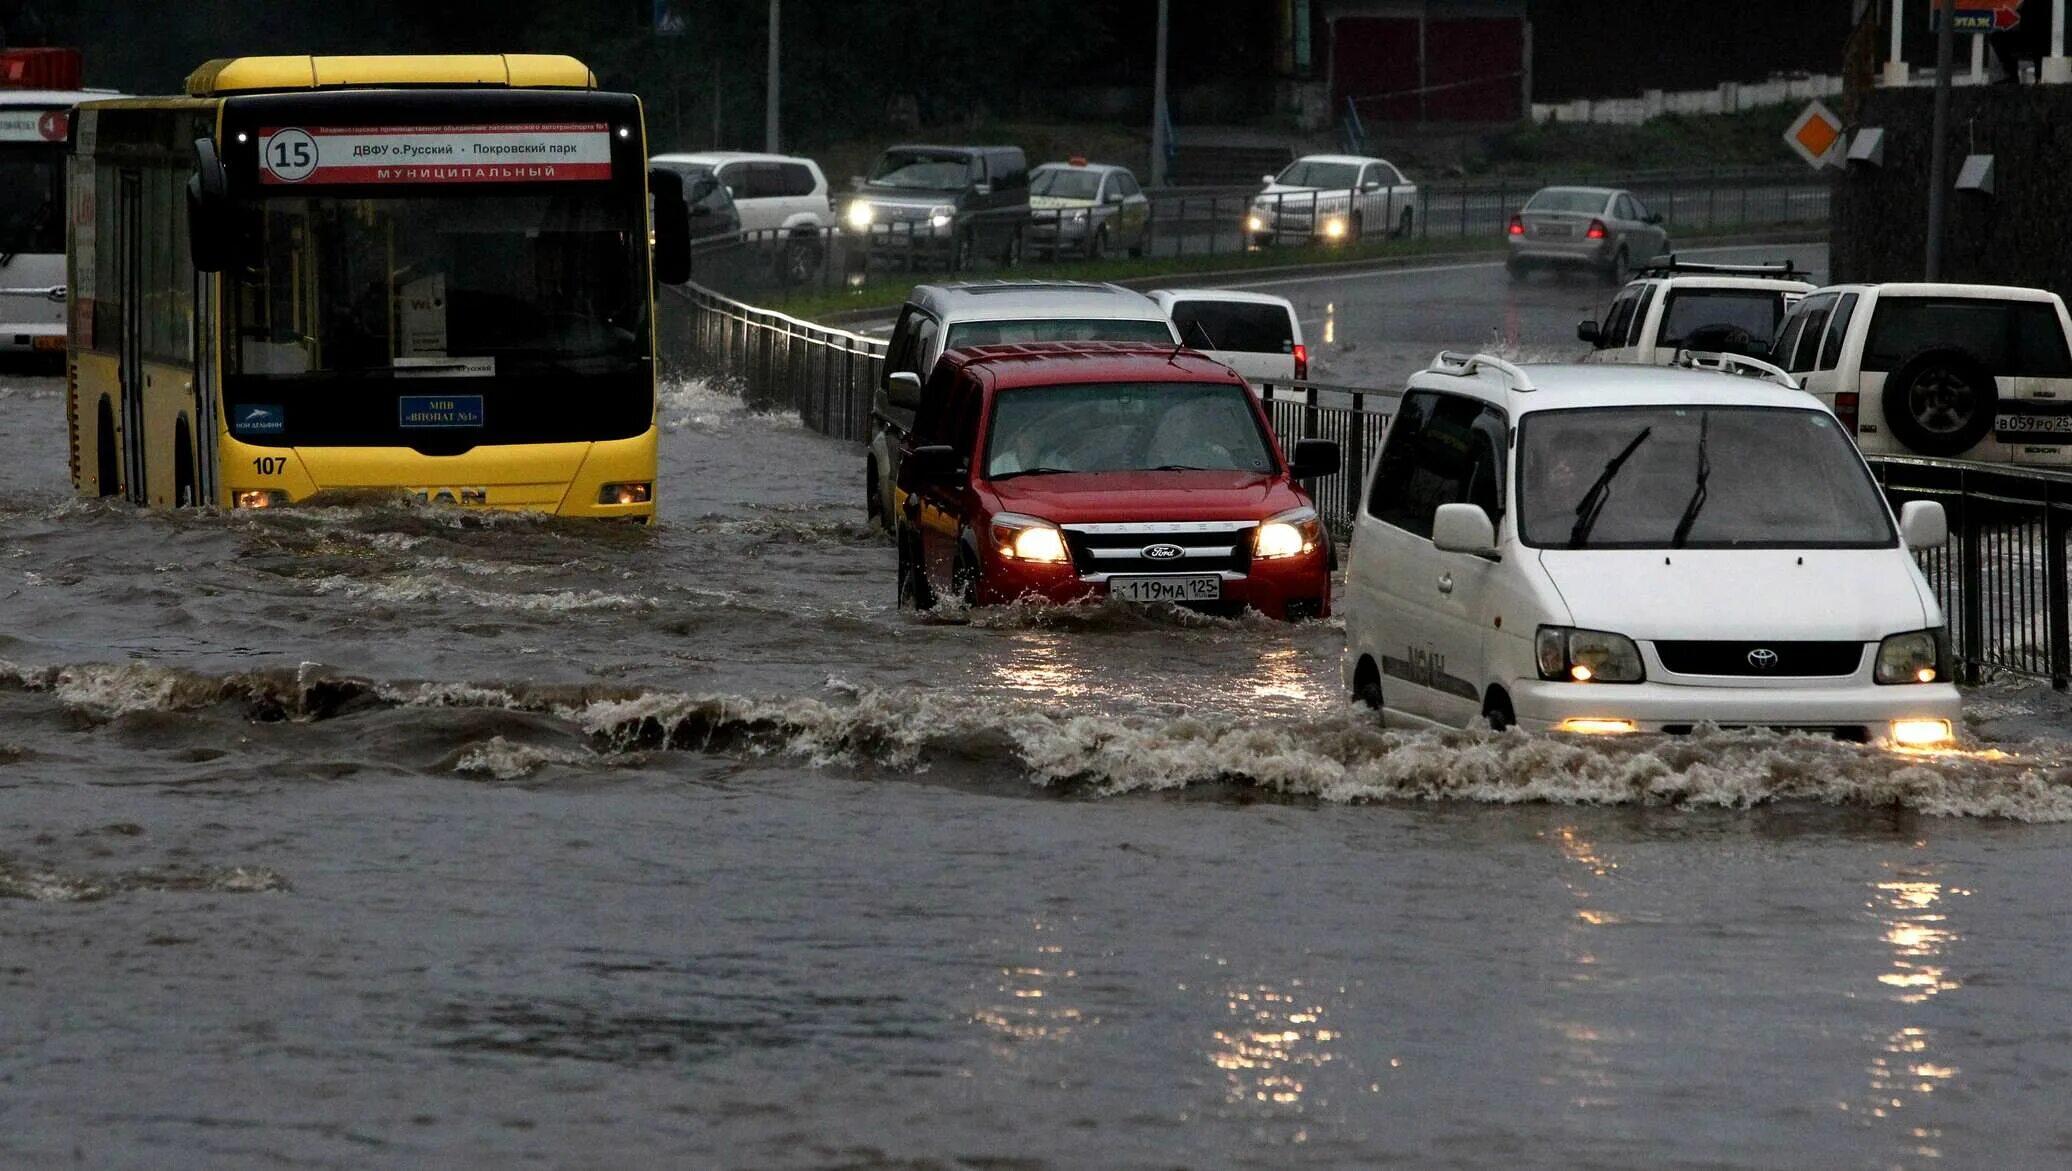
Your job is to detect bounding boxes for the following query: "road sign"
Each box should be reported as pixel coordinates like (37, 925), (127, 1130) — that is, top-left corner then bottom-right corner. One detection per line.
(1784, 100), (1845, 170)
(1931, 0), (2022, 33)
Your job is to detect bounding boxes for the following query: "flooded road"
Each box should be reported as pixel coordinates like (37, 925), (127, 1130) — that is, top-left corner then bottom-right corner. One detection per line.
(8, 362), (2072, 1169)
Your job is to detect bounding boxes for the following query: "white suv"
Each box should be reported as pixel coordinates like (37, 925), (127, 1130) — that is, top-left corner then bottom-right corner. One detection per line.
(1771, 282), (2072, 465)
(1579, 259), (1813, 366)
(1341, 353), (1959, 746)
(650, 151), (832, 279)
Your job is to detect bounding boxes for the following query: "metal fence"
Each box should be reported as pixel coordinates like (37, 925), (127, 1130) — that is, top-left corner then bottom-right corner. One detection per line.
(687, 165), (1828, 306)
(664, 282), (2070, 689)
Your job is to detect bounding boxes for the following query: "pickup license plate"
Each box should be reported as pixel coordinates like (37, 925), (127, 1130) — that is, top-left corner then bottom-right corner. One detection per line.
(1108, 575), (1221, 603)
(1996, 413), (2072, 437)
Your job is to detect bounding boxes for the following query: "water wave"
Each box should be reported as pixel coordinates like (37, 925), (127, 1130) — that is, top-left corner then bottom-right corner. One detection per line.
(0, 857), (288, 902)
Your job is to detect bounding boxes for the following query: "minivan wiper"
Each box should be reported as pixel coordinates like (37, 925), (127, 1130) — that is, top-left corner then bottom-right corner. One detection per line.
(1567, 426), (1653, 548)
(1670, 411), (1712, 547)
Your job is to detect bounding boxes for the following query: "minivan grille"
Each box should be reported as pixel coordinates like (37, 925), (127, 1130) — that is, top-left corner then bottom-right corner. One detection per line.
(1061, 522), (1254, 576)
(1653, 641), (1866, 677)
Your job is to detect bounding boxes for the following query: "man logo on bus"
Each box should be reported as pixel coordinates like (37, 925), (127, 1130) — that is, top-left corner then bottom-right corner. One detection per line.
(263, 128), (318, 183)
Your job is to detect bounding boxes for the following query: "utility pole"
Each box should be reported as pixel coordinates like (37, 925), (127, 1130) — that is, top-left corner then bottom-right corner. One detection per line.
(1150, 0), (1169, 187)
(765, 0), (781, 153)
(1926, 0), (1956, 279)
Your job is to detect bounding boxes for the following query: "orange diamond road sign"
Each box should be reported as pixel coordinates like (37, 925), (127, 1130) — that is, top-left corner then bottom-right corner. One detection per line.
(1785, 100), (1845, 170)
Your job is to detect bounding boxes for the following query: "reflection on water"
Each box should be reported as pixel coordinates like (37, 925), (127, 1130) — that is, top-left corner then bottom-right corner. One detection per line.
(1208, 979), (1339, 1108)
(971, 917), (1087, 1046)
(1250, 646), (1322, 706)
(1548, 825), (1625, 1108)
(988, 633), (1093, 701)
(1849, 861), (1970, 1160)
(1323, 302), (1336, 347)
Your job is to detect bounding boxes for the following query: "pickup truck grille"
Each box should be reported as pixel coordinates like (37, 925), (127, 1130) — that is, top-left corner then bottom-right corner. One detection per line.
(1061, 521), (1255, 576)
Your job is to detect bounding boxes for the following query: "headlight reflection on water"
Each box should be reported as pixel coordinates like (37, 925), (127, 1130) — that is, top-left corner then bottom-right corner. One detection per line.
(1209, 979), (1340, 1107)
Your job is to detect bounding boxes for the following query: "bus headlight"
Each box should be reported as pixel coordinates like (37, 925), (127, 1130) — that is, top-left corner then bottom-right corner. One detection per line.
(1536, 626), (1645, 683)
(1254, 507), (1320, 559)
(846, 201), (875, 229)
(990, 512), (1069, 564)
(599, 482), (653, 505)
(234, 489), (288, 509)
(1875, 629), (1947, 684)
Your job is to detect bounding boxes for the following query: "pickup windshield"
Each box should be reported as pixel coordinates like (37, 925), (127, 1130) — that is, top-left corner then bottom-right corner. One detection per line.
(985, 381), (1276, 477)
(1518, 405), (1894, 549)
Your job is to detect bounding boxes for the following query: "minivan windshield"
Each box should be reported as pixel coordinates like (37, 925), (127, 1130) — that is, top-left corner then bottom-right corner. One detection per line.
(945, 317), (1175, 349)
(868, 150), (974, 190)
(1517, 405), (1895, 549)
(985, 381), (1276, 477)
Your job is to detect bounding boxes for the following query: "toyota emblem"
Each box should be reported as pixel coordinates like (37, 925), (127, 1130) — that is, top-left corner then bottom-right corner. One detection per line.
(1746, 648), (1780, 670)
(1142, 543), (1184, 560)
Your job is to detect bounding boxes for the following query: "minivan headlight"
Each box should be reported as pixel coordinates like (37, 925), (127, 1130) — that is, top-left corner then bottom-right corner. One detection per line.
(1537, 626), (1645, 683)
(990, 512), (1069, 564)
(1254, 507), (1320, 559)
(1876, 628), (1948, 684)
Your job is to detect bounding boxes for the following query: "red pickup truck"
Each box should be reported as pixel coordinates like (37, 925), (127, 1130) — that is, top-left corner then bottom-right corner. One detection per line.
(893, 341), (1339, 620)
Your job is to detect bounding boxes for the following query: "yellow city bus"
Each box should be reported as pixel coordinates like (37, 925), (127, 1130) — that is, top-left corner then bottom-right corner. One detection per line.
(66, 54), (691, 519)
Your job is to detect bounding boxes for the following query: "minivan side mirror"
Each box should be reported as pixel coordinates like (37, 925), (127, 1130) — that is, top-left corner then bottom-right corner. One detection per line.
(187, 136), (232, 273)
(1900, 500), (1949, 550)
(1432, 502), (1498, 556)
(1576, 320), (1601, 345)
(886, 370), (923, 409)
(1289, 438), (1341, 480)
(648, 168), (693, 285)
(906, 443), (961, 484)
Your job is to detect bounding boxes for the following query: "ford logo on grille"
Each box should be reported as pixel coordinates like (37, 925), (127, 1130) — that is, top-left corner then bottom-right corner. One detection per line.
(1142, 543), (1184, 560)
(1746, 648), (1780, 670)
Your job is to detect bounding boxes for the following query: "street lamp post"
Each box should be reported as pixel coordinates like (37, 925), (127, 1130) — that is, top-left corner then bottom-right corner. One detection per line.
(765, 0), (781, 153)
(1925, 0), (1956, 279)
(1150, 0), (1169, 188)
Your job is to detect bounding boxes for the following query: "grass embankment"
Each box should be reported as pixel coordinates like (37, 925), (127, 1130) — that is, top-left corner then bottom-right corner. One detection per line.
(1444, 102), (1811, 179)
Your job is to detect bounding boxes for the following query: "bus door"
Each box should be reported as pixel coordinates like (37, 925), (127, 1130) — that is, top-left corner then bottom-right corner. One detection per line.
(117, 169), (144, 504)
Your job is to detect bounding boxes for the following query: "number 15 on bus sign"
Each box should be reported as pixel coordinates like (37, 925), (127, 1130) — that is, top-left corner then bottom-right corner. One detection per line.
(263, 128), (318, 182)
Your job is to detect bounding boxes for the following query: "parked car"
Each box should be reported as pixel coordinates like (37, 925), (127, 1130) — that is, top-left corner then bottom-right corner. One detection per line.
(844, 144), (1030, 270)
(1027, 159), (1151, 260)
(1579, 258), (1813, 364)
(1246, 154), (1418, 245)
(893, 341), (1340, 620)
(646, 156), (741, 242)
(1769, 282), (2072, 466)
(1148, 289), (1307, 385)
(1341, 351), (1958, 746)
(651, 150), (832, 282)
(865, 282), (1181, 527)
(1507, 186), (1668, 284)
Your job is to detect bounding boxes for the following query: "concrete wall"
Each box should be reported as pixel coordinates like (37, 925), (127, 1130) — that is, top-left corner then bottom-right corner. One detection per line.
(1532, 76), (1845, 126)
(1829, 86), (2072, 293)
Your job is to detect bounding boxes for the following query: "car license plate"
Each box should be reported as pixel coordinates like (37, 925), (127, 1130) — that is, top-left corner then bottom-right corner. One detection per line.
(1996, 413), (2072, 436)
(30, 335), (63, 351)
(1108, 575), (1221, 603)
(1537, 223), (1571, 237)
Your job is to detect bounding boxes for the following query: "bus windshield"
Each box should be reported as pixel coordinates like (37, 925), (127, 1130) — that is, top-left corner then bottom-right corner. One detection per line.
(227, 190), (649, 379)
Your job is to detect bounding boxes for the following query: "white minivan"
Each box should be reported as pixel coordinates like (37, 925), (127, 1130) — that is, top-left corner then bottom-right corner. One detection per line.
(1341, 353), (1961, 747)
(1149, 289), (1307, 385)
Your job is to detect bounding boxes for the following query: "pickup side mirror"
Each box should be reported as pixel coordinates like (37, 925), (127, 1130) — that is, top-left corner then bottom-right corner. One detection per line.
(1576, 319), (1601, 345)
(1901, 500), (1949, 550)
(886, 370), (923, 409)
(648, 168), (693, 285)
(906, 443), (961, 484)
(187, 136), (232, 273)
(1432, 502), (1498, 556)
(1289, 438), (1341, 480)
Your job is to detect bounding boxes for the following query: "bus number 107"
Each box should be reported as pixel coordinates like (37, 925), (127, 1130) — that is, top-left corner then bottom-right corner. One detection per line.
(252, 456), (288, 475)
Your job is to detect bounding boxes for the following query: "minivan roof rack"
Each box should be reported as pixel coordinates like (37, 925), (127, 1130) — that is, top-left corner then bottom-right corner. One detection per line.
(1429, 350), (1536, 392)
(1637, 254), (1801, 280)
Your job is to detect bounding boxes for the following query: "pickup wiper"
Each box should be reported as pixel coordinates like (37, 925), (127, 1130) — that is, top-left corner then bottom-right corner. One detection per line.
(1670, 412), (1712, 547)
(1567, 426), (1653, 548)
(989, 466), (1072, 480)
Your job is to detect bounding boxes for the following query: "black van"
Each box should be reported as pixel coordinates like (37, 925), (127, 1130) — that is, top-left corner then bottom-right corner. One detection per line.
(844, 145), (1030, 270)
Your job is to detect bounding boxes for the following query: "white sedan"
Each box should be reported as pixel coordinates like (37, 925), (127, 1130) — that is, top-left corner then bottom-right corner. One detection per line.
(1247, 154), (1419, 245)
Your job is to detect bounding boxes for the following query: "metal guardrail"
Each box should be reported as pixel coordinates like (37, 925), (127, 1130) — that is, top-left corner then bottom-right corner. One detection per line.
(665, 282), (2068, 689)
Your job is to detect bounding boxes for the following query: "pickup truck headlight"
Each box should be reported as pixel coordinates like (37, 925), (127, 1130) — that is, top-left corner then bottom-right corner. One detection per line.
(1536, 626), (1645, 683)
(1875, 629), (1948, 684)
(1254, 506), (1320, 559)
(990, 512), (1069, 564)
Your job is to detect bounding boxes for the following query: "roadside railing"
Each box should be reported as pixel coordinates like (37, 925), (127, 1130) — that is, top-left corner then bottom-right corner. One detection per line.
(687, 165), (1827, 306)
(664, 281), (2068, 690)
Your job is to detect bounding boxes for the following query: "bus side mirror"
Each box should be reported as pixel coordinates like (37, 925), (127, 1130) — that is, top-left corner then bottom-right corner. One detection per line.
(649, 168), (693, 286)
(187, 137), (231, 273)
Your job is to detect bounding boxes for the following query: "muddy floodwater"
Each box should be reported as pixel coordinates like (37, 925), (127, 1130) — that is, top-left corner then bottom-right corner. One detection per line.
(7, 371), (2072, 1169)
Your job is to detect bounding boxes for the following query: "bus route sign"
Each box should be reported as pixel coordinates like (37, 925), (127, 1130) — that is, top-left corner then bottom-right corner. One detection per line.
(257, 123), (615, 185)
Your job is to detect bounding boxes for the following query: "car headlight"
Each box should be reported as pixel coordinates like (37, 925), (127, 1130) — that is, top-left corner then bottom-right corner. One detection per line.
(990, 512), (1070, 564)
(1065, 208), (1089, 223)
(1254, 506), (1321, 559)
(1876, 628), (1948, 684)
(1322, 216), (1347, 240)
(1246, 213), (1266, 232)
(929, 205), (954, 228)
(845, 201), (875, 229)
(1536, 626), (1645, 683)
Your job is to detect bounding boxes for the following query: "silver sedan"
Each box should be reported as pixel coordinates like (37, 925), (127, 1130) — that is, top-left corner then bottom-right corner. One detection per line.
(1506, 186), (1668, 284)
